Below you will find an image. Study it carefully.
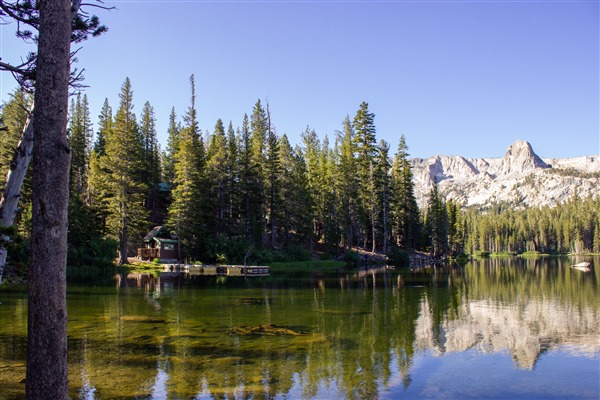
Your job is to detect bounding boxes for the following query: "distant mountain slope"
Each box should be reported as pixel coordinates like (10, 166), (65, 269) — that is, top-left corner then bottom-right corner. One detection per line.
(410, 140), (599, 209)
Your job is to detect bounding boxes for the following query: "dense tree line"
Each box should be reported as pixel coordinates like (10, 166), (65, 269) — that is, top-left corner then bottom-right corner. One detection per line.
(1, 76), (599, 266)
(461, 196), (600, 255)
(85, 77), (427, 263)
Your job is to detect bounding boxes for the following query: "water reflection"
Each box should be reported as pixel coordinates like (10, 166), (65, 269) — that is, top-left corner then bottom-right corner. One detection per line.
(415, 296), (599, 370)
(0, 257), (598, 399)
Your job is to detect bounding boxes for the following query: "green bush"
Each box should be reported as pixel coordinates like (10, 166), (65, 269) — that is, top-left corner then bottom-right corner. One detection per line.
(284, 245), (311, 261)
(520, 251), (545, 257)
(490, 251), (515, 257)
(343, 250), (361, 267)
(473, 251), (490, 258)
(67, 237), (118, 269)
(387, 246), (410, 267)
(204, 237), (251, 264)
(454, 253), (470, 265)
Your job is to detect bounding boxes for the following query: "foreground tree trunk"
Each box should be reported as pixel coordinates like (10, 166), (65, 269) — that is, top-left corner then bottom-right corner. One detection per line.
(26, 1), (72, 399)
(0, 113), (34, 282)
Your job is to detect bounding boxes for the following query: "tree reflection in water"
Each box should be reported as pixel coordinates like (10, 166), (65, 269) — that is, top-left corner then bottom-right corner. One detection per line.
(0, 256), (598, 399)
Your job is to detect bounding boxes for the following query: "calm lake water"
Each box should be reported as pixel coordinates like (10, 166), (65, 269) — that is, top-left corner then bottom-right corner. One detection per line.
(1, 256), (599, 399)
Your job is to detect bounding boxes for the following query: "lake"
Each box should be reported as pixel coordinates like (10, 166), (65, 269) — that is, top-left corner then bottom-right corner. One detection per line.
(0, 256), (599, 399)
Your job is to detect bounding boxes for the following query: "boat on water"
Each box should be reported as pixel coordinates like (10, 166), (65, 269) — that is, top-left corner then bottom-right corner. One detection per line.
(570, 261), (591, 272)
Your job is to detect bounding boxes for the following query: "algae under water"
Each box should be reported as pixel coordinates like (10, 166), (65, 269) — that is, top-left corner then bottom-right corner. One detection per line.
(0, 256), (598, 399)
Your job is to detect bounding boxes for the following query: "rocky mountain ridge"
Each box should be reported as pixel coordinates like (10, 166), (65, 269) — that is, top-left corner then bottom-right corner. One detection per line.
(410, 140), (599, 209)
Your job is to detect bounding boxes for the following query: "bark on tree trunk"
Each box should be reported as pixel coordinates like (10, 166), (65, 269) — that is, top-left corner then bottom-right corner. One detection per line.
(26, 1), (72, 399)
(382, 190), (388, 255)
(0, 112), (34, 283)
(120, 223), (128, 265)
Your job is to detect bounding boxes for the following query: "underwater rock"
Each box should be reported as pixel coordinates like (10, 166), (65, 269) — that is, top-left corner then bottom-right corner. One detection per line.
(119, 315), (166, 323)
(227, 323), (302, 336)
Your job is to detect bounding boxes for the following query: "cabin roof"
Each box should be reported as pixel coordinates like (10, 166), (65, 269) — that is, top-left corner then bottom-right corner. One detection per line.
(154, 237), (178, 244)
(143, 226), (175, 242)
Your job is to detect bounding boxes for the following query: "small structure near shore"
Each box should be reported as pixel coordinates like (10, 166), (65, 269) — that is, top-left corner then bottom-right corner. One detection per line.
(137, 226), (179, 262)
(165, 264), (269, 277)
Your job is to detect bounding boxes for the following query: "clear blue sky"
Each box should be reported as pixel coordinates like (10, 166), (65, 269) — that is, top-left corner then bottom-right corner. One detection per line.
(1, 0), (598, 159)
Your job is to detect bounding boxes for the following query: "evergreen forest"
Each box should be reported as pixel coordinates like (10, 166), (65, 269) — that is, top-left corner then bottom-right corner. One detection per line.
(1, 76), (599, 270)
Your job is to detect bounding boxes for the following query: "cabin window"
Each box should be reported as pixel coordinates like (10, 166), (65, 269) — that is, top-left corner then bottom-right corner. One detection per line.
(163, 244), (174, 251)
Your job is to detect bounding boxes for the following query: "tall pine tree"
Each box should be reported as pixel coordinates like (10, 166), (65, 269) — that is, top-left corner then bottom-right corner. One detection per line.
(265, 127), (281, 247)
(377, 139), (391, 253)
(94, 98), (112, 156)
(391, 134), (420, 249)
(426, 180), (448, 258)
(301, 126), (320, 252)
(163, 106), (180, 185)
(353, 102), (378, 251)
(249, 99), (268, 247)
(225, 121), (239, 233)
(67, 93), (93, 199)
(167, 74), (205, 259)
(101, 78), (148, 264)
(139, 101), (161, 222)
(206, 118), (228, 236)
(335, 116), (359, 250)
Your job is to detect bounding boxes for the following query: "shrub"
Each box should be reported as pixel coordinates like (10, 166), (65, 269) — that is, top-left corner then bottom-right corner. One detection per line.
(284, 245), (311, 262)
(387, 246), (410, 267)
(454, 253), (470, 265)
(343, 250), (361, 267)
(473, 251), (490, 258)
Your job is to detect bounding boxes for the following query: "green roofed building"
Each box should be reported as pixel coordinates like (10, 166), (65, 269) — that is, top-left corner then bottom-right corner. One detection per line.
(137, 226), (180, 262)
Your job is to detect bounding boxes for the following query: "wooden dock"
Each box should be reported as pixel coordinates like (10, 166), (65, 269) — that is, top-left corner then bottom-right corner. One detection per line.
(164, 264), (269, 277)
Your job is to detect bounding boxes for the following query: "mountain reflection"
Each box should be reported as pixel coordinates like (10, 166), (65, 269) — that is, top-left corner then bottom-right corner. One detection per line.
(0, 258), (598, 399)
(415, 296), (599, 370)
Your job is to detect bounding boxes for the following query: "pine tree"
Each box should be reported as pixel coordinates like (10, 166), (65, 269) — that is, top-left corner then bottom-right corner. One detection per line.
(168, 128), (203, 259)
(593, 222), (600, 254)
(163, 107), (179, 184)
(0, 89), (30, 187)
(335, 116), (358, 250)
(26, 2), (75, 396)
(0, 89), (33, 235)
(167, 74), (205, 259)
(206, 118), (228, 236)
(391, 134), (420, 250)
(319, 138), (340, 251)
(377, 139), (391, 253)
(446, 200), (461, 256)
(278, 134), (311, 247)
(183, 75), (204, 166)
(94, 98), (112, 156)
(426, 181), (448, 258)
(225, 121), (239, 232)
(101, 78), (148, 264)
(265, 127), (281, 247)
(139, 101), (161, 221)
(301, 126), (320, 251)
(249, 99), (268, 247)
(67, 93), (93, 199)
(353, 102), (377, 250)
(66, 93), (103, 275)
(238, 114), (253, 240)
(88, 100), (112, 226)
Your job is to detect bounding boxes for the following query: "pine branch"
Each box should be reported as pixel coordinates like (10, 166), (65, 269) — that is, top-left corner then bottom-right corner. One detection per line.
(0, 0), (109, 89)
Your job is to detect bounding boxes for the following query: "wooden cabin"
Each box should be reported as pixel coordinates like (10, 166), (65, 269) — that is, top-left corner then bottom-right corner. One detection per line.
(137, 226), (179, 262)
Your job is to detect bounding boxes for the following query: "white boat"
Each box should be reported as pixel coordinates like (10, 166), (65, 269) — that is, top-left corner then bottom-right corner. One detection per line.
(570, 261), (591, 272)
